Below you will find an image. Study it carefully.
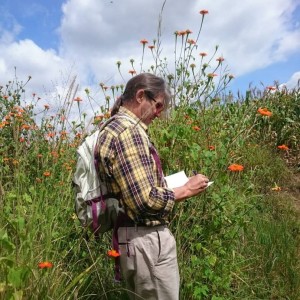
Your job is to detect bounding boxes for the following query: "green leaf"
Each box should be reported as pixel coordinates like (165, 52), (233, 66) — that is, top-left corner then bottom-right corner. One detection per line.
(207, 254), (217, 266)
(0, 230), (15, 252)
(23, 193), (32, 204)
(7, 267), (30, 289)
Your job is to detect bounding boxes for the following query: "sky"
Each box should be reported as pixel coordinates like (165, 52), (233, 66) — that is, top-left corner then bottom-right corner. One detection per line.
(0, 0), (300, 113)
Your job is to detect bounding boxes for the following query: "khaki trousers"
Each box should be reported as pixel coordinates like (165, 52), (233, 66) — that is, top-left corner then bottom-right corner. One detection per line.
(118, 226), (179, 300)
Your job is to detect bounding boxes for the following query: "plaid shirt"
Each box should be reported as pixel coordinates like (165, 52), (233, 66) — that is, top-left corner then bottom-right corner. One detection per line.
(97, 106), (175, 226)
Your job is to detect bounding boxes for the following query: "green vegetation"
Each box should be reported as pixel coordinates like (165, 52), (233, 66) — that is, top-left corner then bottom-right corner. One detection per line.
(1, 6), (300, 299)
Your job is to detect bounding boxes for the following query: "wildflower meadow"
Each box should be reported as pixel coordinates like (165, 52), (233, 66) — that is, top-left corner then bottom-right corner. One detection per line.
(1, 6), (300, 300)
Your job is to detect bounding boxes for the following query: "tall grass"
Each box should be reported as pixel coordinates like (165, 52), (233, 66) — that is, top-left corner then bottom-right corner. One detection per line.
(1, 77), (299, 299)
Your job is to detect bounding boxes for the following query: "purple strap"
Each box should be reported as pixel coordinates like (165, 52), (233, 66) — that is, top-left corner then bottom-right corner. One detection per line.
(112, 226), (121, 282)
(112, 213), (132, 282)
(149, 145), (164, 180)
(92, 201), (98, 233)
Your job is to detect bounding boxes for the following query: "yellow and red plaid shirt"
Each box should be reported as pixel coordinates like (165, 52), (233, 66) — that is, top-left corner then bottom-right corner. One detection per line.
(97, 107), (175, 226)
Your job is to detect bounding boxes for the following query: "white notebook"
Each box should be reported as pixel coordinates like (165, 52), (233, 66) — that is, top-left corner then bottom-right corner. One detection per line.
(165, 170), (213, 189)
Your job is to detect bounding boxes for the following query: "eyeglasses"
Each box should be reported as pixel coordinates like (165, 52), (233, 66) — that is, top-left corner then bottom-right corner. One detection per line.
(144, 91), (164, 111)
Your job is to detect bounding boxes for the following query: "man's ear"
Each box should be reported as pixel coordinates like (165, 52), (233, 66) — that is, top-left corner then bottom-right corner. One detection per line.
(135, 89), (144, 103)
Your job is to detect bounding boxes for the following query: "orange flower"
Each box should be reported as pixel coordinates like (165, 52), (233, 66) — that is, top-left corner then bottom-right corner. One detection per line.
(107, 249), (120, 258)
(148, 45), (155, 50)
(192, 125), (201, 131)
(128, 70), (136, 75)
(19, 137), (25, 143)
(216, 57), (224, 62)
(47, 132), (56, 138)
(38, 261), (53, 269)
(199, 10), (209, 15)
(266, 86), (276, 91)
(209, 145), (215, 151)
(43, 171), (51, 177)
(199, 52), (207, 57)
(60, 130), (67, 136)
(185, 29), (192, 34)
(51, 151), (59, 158)
(187, 39), (196, 45)
(21, 124), (31, 130)
(44, 104), (50, 110)
(271, 185), (281, 191)
(140, 39), (148, 45)
(277, 144), (289, 151)
(74, 97), (82, 102)
(228, 164), (244, 172)
(257, 107), (272, 117)
(177, 30), (187, 36)
(207, 73), (218, 78)
(104, 112), (111, 119)
(12, 159), (19, 165)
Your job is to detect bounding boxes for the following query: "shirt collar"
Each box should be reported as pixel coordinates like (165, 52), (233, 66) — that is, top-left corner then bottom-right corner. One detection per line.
(118, 106), (148, 132)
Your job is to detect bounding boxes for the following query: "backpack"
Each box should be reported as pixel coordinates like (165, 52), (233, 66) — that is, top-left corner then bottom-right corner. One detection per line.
(73, 116), (123, 235)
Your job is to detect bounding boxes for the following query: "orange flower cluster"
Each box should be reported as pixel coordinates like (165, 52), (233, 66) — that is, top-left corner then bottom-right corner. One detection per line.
(43, 171), (51, 177)
(107, 249), (120, 258)
(38, 261), (53, 269)
(277, 144), (289, 151)
(228, 164), (244, 172)
(257, 107), (272, 117)
(174, 30), (192, 36)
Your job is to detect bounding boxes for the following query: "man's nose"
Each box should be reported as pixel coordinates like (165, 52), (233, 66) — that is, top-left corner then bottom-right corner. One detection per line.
(154, 111), (161, 118)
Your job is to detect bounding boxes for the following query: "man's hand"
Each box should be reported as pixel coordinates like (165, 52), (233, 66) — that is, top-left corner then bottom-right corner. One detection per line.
(173, 173), (209, 201)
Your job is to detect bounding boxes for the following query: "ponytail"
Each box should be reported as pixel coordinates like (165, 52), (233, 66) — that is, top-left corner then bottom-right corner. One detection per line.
(111, 95), (123, 116)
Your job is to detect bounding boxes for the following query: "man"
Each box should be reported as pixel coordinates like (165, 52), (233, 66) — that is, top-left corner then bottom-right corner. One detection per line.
(97, 73), (209, 299)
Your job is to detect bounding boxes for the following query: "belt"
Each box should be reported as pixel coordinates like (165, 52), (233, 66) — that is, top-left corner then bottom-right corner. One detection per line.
(119, 221), (144, 227)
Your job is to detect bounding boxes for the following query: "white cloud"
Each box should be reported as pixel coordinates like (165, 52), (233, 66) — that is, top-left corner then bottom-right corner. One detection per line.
(0, 39), (69, 93)
(280, 71), (300, 90)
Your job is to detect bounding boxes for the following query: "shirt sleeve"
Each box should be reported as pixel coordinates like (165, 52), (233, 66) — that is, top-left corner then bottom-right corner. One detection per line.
(111, 126), (175, 219)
